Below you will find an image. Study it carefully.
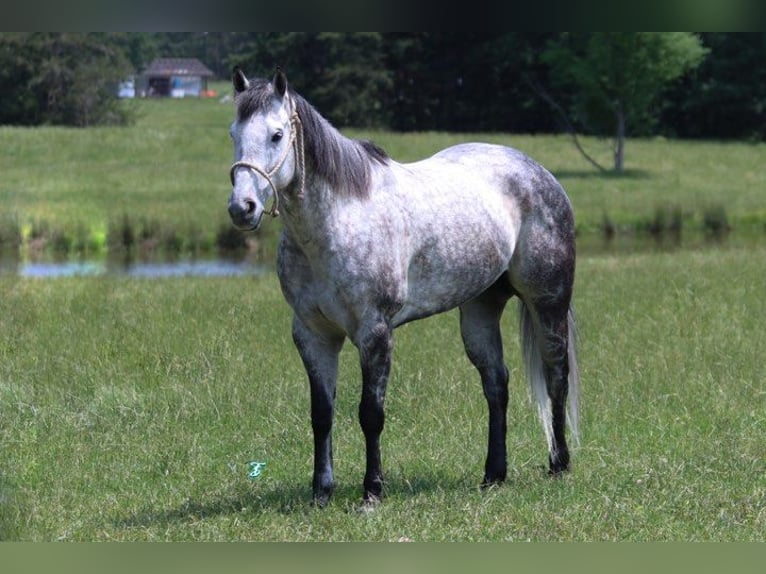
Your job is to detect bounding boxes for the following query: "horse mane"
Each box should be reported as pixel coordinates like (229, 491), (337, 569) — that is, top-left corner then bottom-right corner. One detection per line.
(235, 79), (389, 198)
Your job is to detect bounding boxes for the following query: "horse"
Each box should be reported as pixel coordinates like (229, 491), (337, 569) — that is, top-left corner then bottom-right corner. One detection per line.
(227, 68), (580, 506)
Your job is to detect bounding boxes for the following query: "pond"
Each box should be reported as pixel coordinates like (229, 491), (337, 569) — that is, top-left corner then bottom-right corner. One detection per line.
(0, 253), (269, 278)
(0, 232), (759, 278)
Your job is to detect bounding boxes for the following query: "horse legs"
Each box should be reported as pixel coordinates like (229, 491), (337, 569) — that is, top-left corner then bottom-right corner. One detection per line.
(519, 298), (574, 475)
(459, 284), (511, 486)
(357, 318), (393, 503)
(292, 316), (344, 507)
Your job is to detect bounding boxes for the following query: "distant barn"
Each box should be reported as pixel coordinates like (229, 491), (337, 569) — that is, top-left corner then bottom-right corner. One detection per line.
(139, 58), (215, 98)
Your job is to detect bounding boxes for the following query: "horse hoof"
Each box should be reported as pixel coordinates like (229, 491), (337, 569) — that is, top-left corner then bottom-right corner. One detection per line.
(355, 494), (381, 514)
(547, 463), (570, 477)
(481, 473), (506, 489)
(311, 493), (332, 508)
(548, 451), (570, 476)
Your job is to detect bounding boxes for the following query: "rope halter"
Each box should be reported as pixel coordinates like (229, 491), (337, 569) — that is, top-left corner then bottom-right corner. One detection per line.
(229, 107), (305, 218)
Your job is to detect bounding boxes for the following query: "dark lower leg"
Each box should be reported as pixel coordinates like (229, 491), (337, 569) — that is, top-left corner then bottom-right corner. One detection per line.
(548, 398), (570, 475)
(359, 394), (385, 500)
(459, 294), (510, 488)
(482, 365), (509, 485)
(293, 319), (342, 506)
(542, 332), (571, 475)
(358, 321), (392, 501)
(310, 384), (335, 505)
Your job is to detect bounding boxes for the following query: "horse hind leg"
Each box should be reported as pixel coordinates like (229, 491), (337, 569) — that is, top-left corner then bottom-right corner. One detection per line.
(519, 296), (580, 475)
(459, 278), (513, 486)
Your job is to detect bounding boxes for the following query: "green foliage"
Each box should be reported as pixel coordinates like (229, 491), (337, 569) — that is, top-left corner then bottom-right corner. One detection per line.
(0, 213), (21, 247)
(353, 33), (557, 133)
(542, 33), (708, 171)
(662, 33), (766, 139)
(212, 31), (766, 140)
(312, 33), (393, 128)
(230, 33), (393, 128)
(2, 32), (766, 141)
(0, 33), (136, 127)
(543, 33), (709, 138)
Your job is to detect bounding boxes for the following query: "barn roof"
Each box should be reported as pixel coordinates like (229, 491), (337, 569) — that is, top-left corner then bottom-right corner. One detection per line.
(143, 58), (214, 77)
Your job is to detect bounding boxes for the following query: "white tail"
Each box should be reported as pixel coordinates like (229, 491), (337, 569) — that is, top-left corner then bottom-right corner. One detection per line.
(519, 301), (580, 450)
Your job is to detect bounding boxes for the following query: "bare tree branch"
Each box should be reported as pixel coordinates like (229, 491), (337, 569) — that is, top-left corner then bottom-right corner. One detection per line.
(523, 73), (608, 173)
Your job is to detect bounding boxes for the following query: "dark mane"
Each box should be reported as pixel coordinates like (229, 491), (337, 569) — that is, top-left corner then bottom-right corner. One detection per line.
(235, 80), (389, 198)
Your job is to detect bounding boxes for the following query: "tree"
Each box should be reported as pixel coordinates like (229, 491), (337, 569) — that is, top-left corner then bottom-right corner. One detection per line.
(661, 33), (766, 140)
(0, 33), (135, 127)
(310, 33), (393, 128)
(542, 33), (708, 172)
(384, 33), (560, 133)
(228, 33), (393, 128)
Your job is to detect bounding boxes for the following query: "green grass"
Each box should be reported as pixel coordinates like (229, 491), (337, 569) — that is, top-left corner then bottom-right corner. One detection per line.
(1, 243), (763, 540)
(1, 90), (765, 259)
(0, 92), (243, 257)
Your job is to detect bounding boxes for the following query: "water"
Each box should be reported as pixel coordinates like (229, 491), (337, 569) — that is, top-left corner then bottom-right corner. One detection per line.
(0, 232), (760, 278)
(0, 254), (268, 278)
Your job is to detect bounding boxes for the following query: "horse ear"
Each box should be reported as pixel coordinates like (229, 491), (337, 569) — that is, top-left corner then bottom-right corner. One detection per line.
(273, 67), (288, 98)
(233, 67), (249, 94)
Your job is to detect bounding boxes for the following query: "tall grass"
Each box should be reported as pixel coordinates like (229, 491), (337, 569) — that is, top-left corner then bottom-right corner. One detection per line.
(1, 243), (763, 540)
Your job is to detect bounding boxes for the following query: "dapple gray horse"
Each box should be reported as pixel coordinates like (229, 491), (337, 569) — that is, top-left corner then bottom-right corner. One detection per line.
(228, 69), (580, 506)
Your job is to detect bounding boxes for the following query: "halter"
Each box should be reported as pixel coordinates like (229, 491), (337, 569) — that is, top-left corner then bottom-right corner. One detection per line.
(229, 106), (305, 218)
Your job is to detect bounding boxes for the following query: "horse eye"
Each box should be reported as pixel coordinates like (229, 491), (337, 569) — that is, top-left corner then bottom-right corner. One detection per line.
(271, 130), (283, 143)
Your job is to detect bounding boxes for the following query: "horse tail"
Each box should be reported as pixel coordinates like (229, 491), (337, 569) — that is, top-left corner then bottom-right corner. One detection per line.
(565, 306), (581, 444)
(519, 301), (580, 450)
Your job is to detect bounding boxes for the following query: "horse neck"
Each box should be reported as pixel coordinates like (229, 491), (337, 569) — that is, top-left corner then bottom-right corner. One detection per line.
(281, 96), (387, 249)
(280, 177), (338, 243)
(293, 97), (379, 199)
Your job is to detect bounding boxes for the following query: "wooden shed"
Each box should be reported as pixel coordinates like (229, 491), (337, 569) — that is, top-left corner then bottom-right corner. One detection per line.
(139, 58), (214, 98)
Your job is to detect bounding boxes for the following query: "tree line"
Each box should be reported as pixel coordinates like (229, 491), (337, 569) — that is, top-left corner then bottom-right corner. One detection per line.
(2, 32), (764, 145)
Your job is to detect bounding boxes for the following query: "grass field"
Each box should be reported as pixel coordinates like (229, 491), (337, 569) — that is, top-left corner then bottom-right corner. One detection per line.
(1, 243), (763, 541)
(1, 83), (765, 259)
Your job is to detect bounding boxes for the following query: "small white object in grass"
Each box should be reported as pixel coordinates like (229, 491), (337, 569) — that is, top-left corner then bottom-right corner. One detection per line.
(248, 461), (267, 479)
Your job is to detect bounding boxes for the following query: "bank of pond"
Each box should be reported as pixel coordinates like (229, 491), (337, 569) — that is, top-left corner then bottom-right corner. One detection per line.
(0, 229), (762, 279)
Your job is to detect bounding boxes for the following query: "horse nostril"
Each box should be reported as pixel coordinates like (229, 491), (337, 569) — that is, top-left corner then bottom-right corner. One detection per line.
(228, 198), (256, 221)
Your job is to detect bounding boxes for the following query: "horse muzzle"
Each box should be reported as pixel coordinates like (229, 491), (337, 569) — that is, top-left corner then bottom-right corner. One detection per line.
(228, 196), (263, 231)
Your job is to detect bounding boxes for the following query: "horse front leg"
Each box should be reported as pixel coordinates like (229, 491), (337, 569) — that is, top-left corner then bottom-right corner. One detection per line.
(292, 316), (344, 507)
(357, 319), (393, 503)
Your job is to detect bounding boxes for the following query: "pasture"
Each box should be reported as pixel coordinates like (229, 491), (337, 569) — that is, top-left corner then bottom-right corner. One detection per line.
(0, 244), (764, 540)
(1, 82), (766, 257)
(1, 85), (764, 540)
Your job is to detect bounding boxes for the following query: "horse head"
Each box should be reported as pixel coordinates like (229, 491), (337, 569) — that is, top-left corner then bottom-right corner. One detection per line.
(228, 68), (302, 230)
